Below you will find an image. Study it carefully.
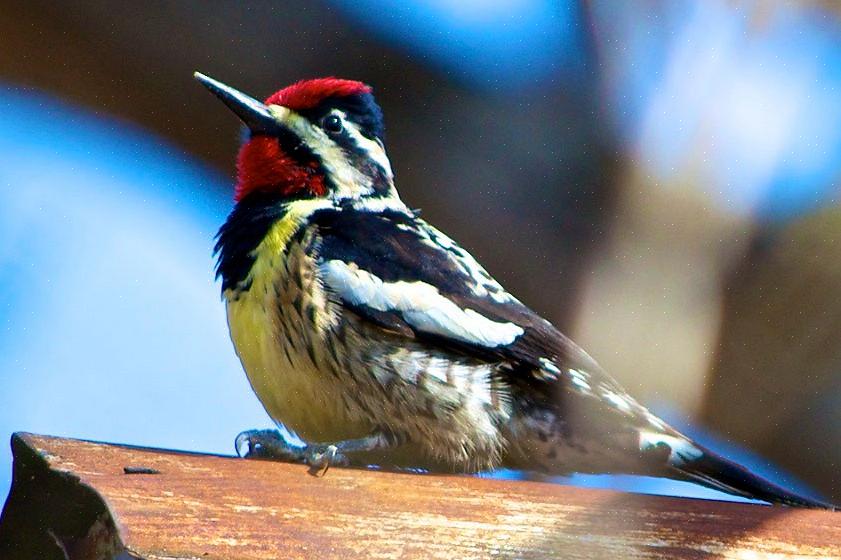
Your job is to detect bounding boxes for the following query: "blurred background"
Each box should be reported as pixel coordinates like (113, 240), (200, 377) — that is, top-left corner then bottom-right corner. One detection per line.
(1, 0), (839, 506)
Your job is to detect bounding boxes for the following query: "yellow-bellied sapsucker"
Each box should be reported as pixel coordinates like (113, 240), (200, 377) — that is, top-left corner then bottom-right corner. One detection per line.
(195, 71), (832, 508)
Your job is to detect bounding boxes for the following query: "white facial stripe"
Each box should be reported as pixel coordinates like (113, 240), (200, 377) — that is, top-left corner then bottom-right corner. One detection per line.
(267, 105), (375, 199)
(267, 104), (293, 122)
(341, 117), (393, 178)
(321, 260), (524, 347)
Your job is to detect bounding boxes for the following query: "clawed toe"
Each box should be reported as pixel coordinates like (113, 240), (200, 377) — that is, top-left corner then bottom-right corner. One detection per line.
(235, 429), (305, 463)
(306, 444), (349, 477)
(235, 429), (269, 458)
(235, 429), (367, 476)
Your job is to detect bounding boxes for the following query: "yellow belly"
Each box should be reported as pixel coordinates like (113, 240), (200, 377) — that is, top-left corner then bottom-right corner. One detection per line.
(224, 203), (372, 442)
(227, 297), (362, 441)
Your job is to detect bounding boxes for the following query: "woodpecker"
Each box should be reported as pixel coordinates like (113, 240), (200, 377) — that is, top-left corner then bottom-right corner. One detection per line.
(195, 71), (833, 508)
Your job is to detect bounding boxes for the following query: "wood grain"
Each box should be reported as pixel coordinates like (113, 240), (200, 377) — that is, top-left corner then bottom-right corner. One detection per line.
(1, 433), (840, 559)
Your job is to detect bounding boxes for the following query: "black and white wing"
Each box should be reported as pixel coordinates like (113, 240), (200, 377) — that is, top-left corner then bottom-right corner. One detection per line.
(309, 205), (835, 508)
(311, 206), (610, 386)
(312, 205), (672, 460)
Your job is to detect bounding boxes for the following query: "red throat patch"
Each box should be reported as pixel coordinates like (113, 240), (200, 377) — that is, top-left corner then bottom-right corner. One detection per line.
(233, 78), (370, 201)
(264, 77), (371, 111)
(234, 137), (326, 202)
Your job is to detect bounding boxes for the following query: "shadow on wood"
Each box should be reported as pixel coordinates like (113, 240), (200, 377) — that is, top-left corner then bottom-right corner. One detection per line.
(1, 433), (839, 559)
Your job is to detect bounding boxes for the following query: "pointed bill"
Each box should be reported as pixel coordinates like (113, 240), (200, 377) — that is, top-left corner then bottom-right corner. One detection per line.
(194, 71), (277, 134)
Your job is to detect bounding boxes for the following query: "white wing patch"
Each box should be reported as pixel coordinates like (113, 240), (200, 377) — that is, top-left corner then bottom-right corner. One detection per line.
(322, 260), (524, 347)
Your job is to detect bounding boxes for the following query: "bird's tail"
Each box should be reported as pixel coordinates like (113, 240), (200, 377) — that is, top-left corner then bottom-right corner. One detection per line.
(664, 438), (835, 509)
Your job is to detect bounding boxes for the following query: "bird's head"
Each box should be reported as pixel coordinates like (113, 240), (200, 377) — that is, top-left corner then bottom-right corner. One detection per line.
(195, 72), (396, 205)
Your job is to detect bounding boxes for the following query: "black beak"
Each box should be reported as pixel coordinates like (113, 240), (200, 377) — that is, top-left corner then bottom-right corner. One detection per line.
(194, 72), (277, 135)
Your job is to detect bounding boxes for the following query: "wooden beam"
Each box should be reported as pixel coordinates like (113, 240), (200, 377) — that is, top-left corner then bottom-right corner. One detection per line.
(1, 433), (839, 559)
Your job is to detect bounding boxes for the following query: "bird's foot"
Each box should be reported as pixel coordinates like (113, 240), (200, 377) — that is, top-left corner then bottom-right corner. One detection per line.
(234, 429), (349, 476)
(235, 429), (306, 463)
(305, 444), (349, 477)
(236, 428), (398, 477)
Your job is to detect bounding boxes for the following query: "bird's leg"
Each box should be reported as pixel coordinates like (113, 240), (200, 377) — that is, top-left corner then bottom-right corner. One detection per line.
(235, 429), (401, 477)
(305, 431), (400, 477)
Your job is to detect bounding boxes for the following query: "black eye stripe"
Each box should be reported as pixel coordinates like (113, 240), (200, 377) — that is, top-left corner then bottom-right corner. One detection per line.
(247, 122), (339, 194)
(298, 92), (384, 142)
(274, 126), (319, 167)
(329, 124), (391, 192)
(330, 125), (364, 153)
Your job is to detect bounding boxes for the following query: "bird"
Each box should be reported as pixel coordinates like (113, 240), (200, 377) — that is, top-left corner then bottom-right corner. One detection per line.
(194, 71), (833, 508)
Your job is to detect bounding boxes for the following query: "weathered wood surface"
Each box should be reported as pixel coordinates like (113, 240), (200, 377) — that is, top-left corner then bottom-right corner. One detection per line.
(0, 433), (839, 559)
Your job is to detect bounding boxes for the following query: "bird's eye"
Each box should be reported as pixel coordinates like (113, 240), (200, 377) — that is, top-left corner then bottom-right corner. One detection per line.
(322, 114), (343, 134)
